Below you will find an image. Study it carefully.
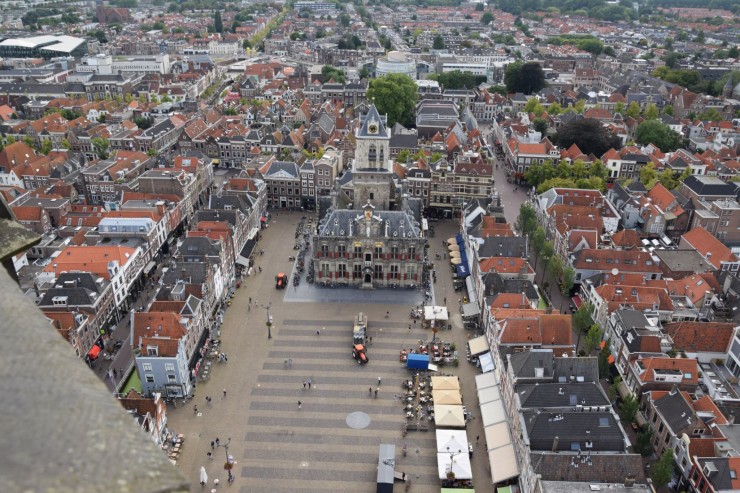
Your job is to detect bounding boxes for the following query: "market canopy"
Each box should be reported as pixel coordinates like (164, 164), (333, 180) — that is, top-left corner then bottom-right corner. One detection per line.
(438, 451), (473, 480)
(87, 345), (101, 360)
(468, 335), (489, 356)
(450, 257), (461, 265)
(432, 389), (463, 405)
(448, 243), (460, 252)
(431, 375), (460, 390)
(424, 306), (449, 322)
(461, 303), (479, 318)
(478, 385), (500, 405)
(434, 404), (466, 428)
(449, 250), (461, 258)
(436, 429), (468, 454)
(447, 237), (457, 245)
(484, 421), (512, 452)
(479, 352), (494, 373)
(456, 264), (470, 277)
(475, 372), (499, 390)
(489, 444), (519, 484)
(480, 399), (506, 427)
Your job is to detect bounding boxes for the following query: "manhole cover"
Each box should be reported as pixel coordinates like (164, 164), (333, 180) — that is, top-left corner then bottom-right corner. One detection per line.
(346, 411), (371, 429)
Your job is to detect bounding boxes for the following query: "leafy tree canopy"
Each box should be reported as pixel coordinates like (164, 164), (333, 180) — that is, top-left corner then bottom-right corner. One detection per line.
(554, 118), (622, 157)
(504, 61), (546, 95)
(367, 74), (418, 127)
(635, 120), (682, 152)
(430, 70), (486, 90)
(321, 65), (346, 84)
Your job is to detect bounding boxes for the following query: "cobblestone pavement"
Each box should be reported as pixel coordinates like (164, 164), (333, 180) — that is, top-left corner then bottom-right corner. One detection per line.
(167, 212), (494, 492)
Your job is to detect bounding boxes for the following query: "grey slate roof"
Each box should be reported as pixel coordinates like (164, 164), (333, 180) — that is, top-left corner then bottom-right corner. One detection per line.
(162, 260), (209, 285)
(508, 349), (554, 380)
(654, 388), (694, 435)
(316, 207), (422, 239)
(264, 160), (300, 179)
(553, 356), (599, 384)
(682, 175), (736, 197)
(531, 452), (647, 484)
(357, 104), (388, 138)
(477, 236), (527, 258)
(482, 274), (539, 300)
(517, 382), (609, 409)
(524, 411), (625, 452)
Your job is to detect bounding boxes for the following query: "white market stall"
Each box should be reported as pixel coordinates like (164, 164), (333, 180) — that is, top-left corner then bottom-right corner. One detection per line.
(437, 452), (473, 480)
(480, 399), (507, 427)
(436, 429), (469, 455)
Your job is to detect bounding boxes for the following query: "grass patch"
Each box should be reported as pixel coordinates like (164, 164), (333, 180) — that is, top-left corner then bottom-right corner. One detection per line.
(121, 368), (141, 394)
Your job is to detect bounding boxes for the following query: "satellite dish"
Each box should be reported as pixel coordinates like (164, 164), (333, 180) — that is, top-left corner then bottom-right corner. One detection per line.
(611, 268), (619, 276)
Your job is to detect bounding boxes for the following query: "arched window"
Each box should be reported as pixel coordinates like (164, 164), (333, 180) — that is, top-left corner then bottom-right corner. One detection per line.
(379, 147), (385, 164)
(368, 144), (377, 163)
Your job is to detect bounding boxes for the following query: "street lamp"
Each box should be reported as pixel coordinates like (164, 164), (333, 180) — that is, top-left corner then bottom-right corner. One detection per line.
(217, 437), (234, 483)
(446, 446), (462, 479)
(261, 303), (273, 339)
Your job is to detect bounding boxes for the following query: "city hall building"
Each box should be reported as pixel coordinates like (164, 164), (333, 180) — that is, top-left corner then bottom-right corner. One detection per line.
(312, 105), (427, 288)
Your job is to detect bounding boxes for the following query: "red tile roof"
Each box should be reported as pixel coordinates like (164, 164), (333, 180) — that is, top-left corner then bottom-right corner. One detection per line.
(681, 227), (737, 269)
(661, 321), (736, 354)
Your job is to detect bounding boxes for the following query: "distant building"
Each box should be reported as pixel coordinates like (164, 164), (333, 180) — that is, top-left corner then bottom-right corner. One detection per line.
(0, 35), (87, 59)
(96, 3), (132, 24)
(376, 51), (417, 80)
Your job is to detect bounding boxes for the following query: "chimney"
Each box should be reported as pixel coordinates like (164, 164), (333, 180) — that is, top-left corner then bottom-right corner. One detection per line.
(551, 436), (559, 452)
(521, 291), (527, 308)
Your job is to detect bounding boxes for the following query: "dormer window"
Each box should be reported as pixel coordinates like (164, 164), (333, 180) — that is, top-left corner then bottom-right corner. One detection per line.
(146, 345), (158, 356)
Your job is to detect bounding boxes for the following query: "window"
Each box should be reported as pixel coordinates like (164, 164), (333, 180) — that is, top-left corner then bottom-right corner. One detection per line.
(408, 246), (416, 258)
(374, 246), (383, 259)
(374, 264), (383, 279)
(165, 363), (175, 371)
(390, 264), (399, 279)
(337, 244), (346, 257)
(146, 346), (158, 356)
(145, 374), (155, 383)
(142, 363), (153, 372)
(391, 245), (399, 259)
(167, 374), (176, 382)
(320, 244), (329, 257)
(338, 263), (347, 278)
(353, 264), (362, 279)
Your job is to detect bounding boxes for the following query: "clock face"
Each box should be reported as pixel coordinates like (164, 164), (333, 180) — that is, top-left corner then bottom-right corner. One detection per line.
(368, 123), (378, 134)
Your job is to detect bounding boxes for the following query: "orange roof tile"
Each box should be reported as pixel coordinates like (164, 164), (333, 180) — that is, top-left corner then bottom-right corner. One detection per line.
(43, 245), (138, 280)
(681, 227), (737, 269)
(661, 321), (735, 354)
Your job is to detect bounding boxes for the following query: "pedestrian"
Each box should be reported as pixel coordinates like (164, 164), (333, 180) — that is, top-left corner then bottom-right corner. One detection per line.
(222, 388), (227, 399)
(413, 319), (416, 325)
(316, 329), (320, 336)
(303, 380), (307, 389)
(288, 358), (292, 367)
(374, 388), (378, 398)
(258, 266), (262, 273)
(476, 435), (480, 442)
(408, 324), (411, 330)
(307, 378), (312, 389)
(193, 405), (198, 415)
(298, 400), (302, 409)
(369, 336), (373, 345)
(207, 452), (213, 461)
(385, 311), (389, 318)
(249, 297), (252, 305)
(224, 354), (228, 363)
(211, 441), (215, 450)
(215, 438), (220, 446)
(378, 377), (382, 386)
(369, 387), (372, 396)
(444, 297), (447, 304)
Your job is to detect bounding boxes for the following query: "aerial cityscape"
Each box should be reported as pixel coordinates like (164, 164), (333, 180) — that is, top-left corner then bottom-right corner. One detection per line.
(0, 0), (739, 492)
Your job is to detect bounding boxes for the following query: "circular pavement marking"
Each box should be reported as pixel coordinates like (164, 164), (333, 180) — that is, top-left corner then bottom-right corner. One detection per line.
(346, 411), (371, 429)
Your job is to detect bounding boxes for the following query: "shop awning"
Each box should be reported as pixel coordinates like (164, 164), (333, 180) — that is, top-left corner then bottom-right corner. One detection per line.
(475, 372), (499, 390)
(480, 399), (506, 427)
(464, 276), (477, 303)
(468, 335), (489, 356)
(478, 385), (500, 405)
(489, 444), (519, 484)
(456, 264), (470, 277)
(462, 302), (480, 318)
(571, 295), (582, 309)
(479, 352), (494, 373)
(455, 233), (464, 244)
(144, 261), (157, 276)
(237, 239), (257, 267)
(485, 422), (512, 452)
(87, 345), (101, 360)
(260, 216), (267, 223)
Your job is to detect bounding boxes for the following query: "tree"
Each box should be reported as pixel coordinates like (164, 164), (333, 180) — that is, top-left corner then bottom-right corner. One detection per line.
(475, 2), (484, 10)
(504, 62), (546, 95)
(614, 101), (625, 114)
(533, 118), (548, 136)
(61, 138), (71, 150)
(366, 74), (418, 127)
(339, 13), (350, 27)
(651, 448), (674, 489)
(598, 342), (611, 379)
(584, 324), (603, 353)
(547, 255), (564, 296)
(358, 66), (370, 79)
(635, 120), (681, 152)
(91, 137), (109, 160)
(643, 103), (659, 119)
(480, 12), (494, 24)
(321, 65), (346, 84)
(619, 394), (639, 423)
(431, 71), (487, 90)
(573, 302), (594, 333)
(625, 101), (641, 118)
(433, 35), (445, 50)
(561, 267), (575, 305)
(214, 11), (223, 33)
(539, 241), (554, 285)
(40, 140), (53, 155)
(524, 97), (544, 115)
(517, 203), (537, 237)
(554, 118), (622, 157)
(530, 227), (546, 271)
(634, 428), (654, 456)
(397, 149), (412, 163)
(698, 108), (723, 121)
(548, 101), (562, 115)
(639, 162), (658, 188)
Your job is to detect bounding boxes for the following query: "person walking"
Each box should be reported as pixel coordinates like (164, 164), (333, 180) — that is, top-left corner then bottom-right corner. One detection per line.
(385, 311), (389, 318)
(215, 438), (220, 446)
(374, 388), (379, 398)
(193, 405), (198, 415)
(303, 380), (307, 389)
(211, 441), (215, 450)
(297, 401), (302, 409)
(222, 388), (227, 399)
(369, 387), (372, 396)
(316, 329), (320, 336)
(377, 377), (382, 386)
(207, 452), (213, 461)
(249, 297), (252, 305)
(476, 435), (480, 442)
(307, 378), (312, 389)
